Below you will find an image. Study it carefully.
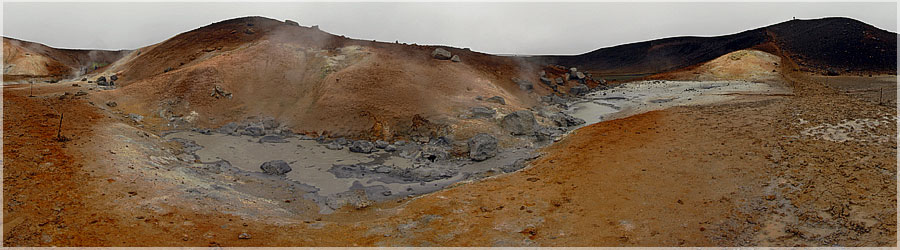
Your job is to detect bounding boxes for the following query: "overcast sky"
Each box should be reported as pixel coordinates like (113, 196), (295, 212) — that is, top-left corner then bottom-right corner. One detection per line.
(3, 2), (897, 55)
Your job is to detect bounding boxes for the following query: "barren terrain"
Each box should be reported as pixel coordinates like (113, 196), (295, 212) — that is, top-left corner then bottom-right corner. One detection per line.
(2, 16), (897, 247)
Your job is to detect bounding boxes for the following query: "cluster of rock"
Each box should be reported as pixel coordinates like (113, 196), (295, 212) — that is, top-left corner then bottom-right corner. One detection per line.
(96, 75), (116, 88)
(217, 117), (293, 138)
(537, 67), (609, 97)
(431, 48), (461, 62)
(511, 77), (534, 91)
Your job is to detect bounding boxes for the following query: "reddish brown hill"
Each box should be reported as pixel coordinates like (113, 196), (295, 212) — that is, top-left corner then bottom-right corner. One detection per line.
(100, 16), (552, 140)
(2, 37), (129, 82)
(532, 17), (896, 78)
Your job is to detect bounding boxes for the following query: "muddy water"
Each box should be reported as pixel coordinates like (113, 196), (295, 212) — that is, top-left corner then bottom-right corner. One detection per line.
(164, 131), (534, 213)
(568, 80), (782, 127)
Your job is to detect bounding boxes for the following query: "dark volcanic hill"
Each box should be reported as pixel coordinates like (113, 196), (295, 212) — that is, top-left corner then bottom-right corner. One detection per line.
(532, 17), (897, 77)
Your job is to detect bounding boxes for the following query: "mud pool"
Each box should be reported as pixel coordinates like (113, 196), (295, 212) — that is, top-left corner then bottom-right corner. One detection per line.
(567, 80), (782, 127)
(164, 132), (536, 213)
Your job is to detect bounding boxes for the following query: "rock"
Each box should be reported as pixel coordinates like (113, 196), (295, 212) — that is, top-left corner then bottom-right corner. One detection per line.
(74, 90), (88, 96)
(81, 78), (87, 81)
(375, 140), (389, 149)
(128, 113), (144, 123)
(211, 85), (232, 99)
(110, 75), (118, 81)
(261, 117), (279, 130)
(468, 133), (498, 161)
(536, 127), (564, 142)
(325, 142), (344, 150)
(550, 112), (586, 127)
(241, 125), (266, 137)
(349, 141), (375, 154)
(569, 67), (578, 76)
(540, 76), (552, 85)
(450, 55), (461, 62)
(418, 145), (449, 162)
(569, 83), (590, 96)
(501, 110), (538, 135)
(334, 138), (349, 145)
(71, 83), (79, 87)
(564, 73), (571, 81)
(218, 122), (240, 134)
(198, 129), (213, 135)
(555, 77), (564, 85)
(471, 106), (496, 118)
(384, 145), (398, 152)
(486, 96), (506, 105)
(105, 101), (117, 107)
(541, 94), (567, 106)
(539, 70), (546, 77)
(258, 135), (288, 143)
(238, 232), (252, 239)
(97, 76), (107, 84)
(431, 48), (452, 60)
(575, 71), (586, 80)
(285, 19), (299, 26)
(164, 67), (173, 73)
(260, 160), (292, 175)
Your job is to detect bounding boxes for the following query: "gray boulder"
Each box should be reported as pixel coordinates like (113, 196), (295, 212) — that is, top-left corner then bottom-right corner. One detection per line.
(374, 140), (389, 149)
(486, 96), (506, 105)
(383, 144), (398, 152)
(468, 133), (498, 161)
(550, 112), (586, 127)
(260, 160), (292, 175)
(569, 83), (590, 96)
(110, 75), (118, 81)
(349, 140), (375, 154)
(105, 101), (118, 107)
(471, 106), (496, 119)
(540, 76), (552, 85)
(218, 122), (240, 134)
(261, 117), (279, 130)
(501, 110), (538, 135)
(569, 67), (578, 76)
(431, 48), (452, 60)
(450, 55), (461, 62)
(575, 71), (586, 80)
(241, 124), (266, 136)
(325, 142), (344, 150)
(555, 77), (564, 85)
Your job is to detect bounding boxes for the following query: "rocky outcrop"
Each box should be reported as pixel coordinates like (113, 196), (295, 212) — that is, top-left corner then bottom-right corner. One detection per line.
(570, 83), (590, 96)
(501, 110), (538, 135)
(431, 48), (452, 60)
(468, 133), (498, 161)
(349, 140), (375, 154)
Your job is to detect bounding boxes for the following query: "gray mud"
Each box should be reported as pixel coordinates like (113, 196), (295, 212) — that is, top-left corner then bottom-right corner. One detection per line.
(165, 132), (536, 213)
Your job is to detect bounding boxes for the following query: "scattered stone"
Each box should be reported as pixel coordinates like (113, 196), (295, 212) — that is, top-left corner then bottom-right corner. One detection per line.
(325, 142), (344, 150)
(81, 78), (87, 81)
(501, 110), (538, 135)
(550, 112), (586, 127)
(96, 76), (108, 86)
(555, 77), (564, 85)
(105, 101), (118, 107)
(512, 78), (533, 91)
(261, 117), (279, 130)
(72, 83), (80, 87)
(540, 76), (552, 85)
(471, 106), (496, 119)
(238, 232), (252, 239)
(383, 145), (398, 152)
(74, 90), (88, 96)
(450, 55), (461, 62)
(468, 133), (498, 161)
(349, 140), (375, 154)
(110, 75), (118, 81)
(431, 48), (452, 60)
(575, 71), (586, 80)
(486, 96), (506, 105)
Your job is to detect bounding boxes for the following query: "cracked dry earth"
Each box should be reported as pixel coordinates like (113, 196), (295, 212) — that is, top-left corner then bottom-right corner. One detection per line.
(3, 71), (896, 246)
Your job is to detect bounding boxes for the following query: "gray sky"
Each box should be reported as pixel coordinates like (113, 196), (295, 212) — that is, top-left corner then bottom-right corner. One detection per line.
(3, 2), (897, 55)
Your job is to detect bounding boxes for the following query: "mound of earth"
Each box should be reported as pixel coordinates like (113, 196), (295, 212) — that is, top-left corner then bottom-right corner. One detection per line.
(2, 37), (129, 82)
(647, 49), (782, 83)
(93, 16), (568, 141)
(532, 17), (896, 78)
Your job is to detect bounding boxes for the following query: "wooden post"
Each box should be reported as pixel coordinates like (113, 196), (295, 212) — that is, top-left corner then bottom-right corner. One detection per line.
(57, 112), (63, 141)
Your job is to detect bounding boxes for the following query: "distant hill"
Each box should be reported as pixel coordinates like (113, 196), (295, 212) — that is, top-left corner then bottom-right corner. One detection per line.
(531, 17), (897, 77)
(2, 37), (129, 82)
